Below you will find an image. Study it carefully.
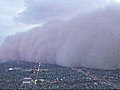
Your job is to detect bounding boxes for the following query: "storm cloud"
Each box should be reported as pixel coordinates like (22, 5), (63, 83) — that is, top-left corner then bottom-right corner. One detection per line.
(15, 0), (115, 24)
(0, 5), (120, 69)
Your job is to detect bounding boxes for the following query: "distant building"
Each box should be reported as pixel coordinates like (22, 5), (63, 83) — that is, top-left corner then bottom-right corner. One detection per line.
(19, 77), (37, 89)
(8, 68), (14, 71)
(41, 69), (48, 72)
(34, 79), (38, 85)
(22, 77), (33, 84)
(39, 79), (45, 82)
(37, 62), (41, 72)
(34, 78), (45, 85)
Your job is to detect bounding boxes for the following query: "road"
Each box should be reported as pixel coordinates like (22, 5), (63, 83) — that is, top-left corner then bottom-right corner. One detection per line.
(71, 67), (120, 89)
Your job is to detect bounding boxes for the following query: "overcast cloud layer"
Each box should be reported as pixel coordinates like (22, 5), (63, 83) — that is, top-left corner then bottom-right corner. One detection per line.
(15, 0), (115, 24)
(0, 0), (118, 43)
(0, 5), (120, 69)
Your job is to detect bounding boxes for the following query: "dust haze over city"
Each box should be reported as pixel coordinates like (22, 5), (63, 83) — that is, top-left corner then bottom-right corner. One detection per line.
(0, 0), (120, 89)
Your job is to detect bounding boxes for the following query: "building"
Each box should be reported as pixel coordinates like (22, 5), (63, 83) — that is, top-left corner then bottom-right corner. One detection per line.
(19, 77), (35, 89)
(22, 77), (33, 84)
(37, 62), (41, 72)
